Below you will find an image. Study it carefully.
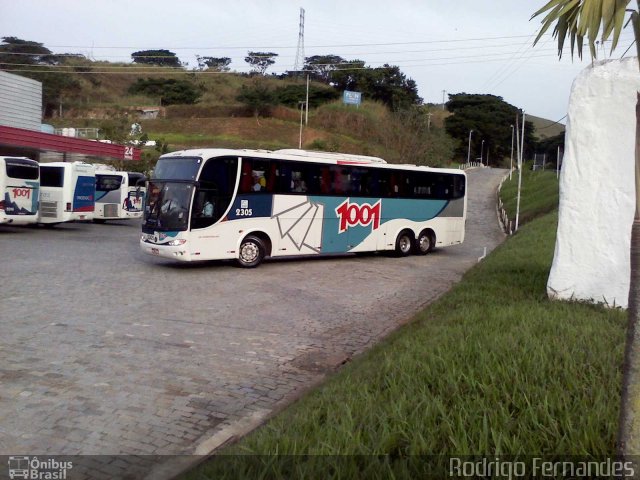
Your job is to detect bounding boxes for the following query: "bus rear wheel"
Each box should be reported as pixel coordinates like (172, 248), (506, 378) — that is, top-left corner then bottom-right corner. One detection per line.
(414, 230), (434, 255)
(237, 235), (266, 268)
(395, 230), (414, 257)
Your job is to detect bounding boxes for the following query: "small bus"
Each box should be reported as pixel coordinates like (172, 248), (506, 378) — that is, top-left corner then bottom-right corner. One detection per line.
(38, 161), (96, 224)
(94, 169), (146, 223)
(140, 148), (466, 267)
(0, 156), (40, 225)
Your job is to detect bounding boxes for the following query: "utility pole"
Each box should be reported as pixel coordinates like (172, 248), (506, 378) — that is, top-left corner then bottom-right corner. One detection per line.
(510, 124), (514, 180)
(442, 90), (446, 110)
(515, 111), (525, 232)
(298, 101), (305, 149)
(426, 112), (432, 132)
(305, 74), (309, 125)
(467, 130), (473, 164)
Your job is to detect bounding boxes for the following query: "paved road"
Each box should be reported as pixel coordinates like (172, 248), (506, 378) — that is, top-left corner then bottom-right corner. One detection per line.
(0, 167), (506, 479)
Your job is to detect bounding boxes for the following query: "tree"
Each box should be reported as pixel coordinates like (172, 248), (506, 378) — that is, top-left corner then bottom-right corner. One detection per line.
(272, 83), (339, 108)
(532, 0), (640, 460)
(0, 37), (79, 117)
(196, 56), (231, 72)
(131, 49), (181, 67)
(444, 93), (535, 164)
(330, 61), (422, 111)
(128, 78), (202, 105)
(244, 51), (278, 75)
(303, 55), (346, 82)
(236, 79), (275, 118)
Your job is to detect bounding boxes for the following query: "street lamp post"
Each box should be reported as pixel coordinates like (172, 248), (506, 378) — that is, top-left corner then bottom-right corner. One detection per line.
(510, 124), (515, 180)
(466, 129), (474, 165)
(298, 101), (305, 148)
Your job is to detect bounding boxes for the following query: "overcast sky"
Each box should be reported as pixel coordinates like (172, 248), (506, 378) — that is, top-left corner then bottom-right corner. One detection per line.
(1, 0), (636, 122)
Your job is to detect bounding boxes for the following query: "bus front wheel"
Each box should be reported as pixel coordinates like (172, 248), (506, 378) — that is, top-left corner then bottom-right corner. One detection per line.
(238, 235), (266, 268)
(395, 230), (414, 257)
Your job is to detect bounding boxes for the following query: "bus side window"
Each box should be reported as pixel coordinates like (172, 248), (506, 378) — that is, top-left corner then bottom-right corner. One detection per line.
(320, 167), (331, 194)
(266, 163), (278, 192)
(305, 164), (321, 195)
(331, 166), (349, 195)
(390, 173), (399, 197)
(240, 160), (253, 193)
(291, 169), (307, 193)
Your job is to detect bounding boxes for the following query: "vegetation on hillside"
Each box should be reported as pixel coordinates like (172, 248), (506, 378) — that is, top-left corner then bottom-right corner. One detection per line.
(444, 93), (537, 167)
(0, 36), (563, 169)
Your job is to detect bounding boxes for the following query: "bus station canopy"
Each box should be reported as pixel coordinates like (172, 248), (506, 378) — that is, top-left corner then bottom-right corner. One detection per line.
(0, 125), (141, 162)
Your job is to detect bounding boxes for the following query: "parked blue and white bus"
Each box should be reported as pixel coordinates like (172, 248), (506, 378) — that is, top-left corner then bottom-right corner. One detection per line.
(38, 162), (96, 224)
(0, 156), (40, 225)
(140, 148), (466, 267)
(94, 168), (146, 223)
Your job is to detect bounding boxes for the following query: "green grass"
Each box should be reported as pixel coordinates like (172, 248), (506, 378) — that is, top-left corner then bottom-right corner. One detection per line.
(185, 211), (626, 479)
(500, 167), (560, 226)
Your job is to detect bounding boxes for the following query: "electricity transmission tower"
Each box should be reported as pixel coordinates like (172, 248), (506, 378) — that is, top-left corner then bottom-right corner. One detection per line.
(293, 8), (305, 73)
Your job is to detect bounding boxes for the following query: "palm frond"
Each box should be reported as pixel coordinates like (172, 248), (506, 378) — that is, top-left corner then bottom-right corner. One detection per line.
(532, 0), (633, 60)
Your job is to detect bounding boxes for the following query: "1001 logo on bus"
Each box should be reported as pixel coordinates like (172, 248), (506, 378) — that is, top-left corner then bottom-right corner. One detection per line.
(12, 188), (31, 199)
(335, 199), (382, 233)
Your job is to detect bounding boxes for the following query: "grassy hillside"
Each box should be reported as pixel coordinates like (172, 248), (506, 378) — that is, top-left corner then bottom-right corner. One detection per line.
(45, 61), (558, 167)
(51, 67), (458, 167)
(528, 114), (565, 140)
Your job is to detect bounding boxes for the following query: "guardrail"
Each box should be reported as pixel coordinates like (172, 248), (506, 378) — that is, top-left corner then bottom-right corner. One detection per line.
(497, 171), (515, 235)
(459, 161), (484, 170)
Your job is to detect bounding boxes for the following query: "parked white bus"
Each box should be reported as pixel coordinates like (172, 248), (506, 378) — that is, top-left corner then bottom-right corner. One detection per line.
(38, 162), (96, 224)
(141, 148), (467, 267)
(94, 169), (146, 223)
(0, 156), (40, 225)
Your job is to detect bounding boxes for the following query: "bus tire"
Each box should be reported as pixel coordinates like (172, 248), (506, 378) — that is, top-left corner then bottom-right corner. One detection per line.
(237, 235), (266, 268)
(415, 230), (434, 255)
(93, 219), (106, 224)
(395, 230), (414, 257)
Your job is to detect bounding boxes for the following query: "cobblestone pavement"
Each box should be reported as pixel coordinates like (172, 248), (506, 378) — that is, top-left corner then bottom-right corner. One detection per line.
(0, 168), (506, 479)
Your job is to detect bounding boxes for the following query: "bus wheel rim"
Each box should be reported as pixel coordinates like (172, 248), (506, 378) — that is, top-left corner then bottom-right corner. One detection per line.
(241, 243), (258, 262)
(419, 235), (430, 252)
(400, 236), (411, 253)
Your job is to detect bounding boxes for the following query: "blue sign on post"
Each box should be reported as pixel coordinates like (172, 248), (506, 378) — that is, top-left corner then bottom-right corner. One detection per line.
(343, 90), (362, 106)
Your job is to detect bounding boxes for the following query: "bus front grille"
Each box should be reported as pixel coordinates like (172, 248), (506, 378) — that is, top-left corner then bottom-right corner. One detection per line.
(104, 204), (118, 217)
(40, 201), (58, 218)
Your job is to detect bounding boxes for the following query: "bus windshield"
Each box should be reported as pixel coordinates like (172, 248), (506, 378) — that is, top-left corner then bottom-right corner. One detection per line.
(143, 181), (194, 231)
(153, 156), (202, 180)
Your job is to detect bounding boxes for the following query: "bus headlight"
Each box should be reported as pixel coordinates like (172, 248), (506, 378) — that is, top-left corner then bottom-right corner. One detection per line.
(167, 239), (187, 246)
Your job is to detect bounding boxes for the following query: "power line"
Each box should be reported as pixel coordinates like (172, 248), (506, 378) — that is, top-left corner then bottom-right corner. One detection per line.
(621, 39), (637, 58)
(34, 33), (557, 51)
(0, 49), (571, 74)
(536, 115), (568, 129)
(1, 52), (573, 77)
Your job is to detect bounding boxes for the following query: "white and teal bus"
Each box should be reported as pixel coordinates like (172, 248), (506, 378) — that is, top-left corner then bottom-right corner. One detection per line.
(94, 169), (146, 223)
(140, 148), (466, 267)
(38, 162), (96, 224)
(0, 156), (40, 225)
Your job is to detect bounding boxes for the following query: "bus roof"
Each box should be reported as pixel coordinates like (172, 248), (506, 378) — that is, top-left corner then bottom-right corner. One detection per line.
(160, 148), (465, 176)
(40, 161), (94, 169)
(0, 156), (37, 164)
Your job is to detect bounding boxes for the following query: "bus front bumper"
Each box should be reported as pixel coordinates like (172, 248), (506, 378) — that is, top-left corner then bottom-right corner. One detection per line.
(140, 239), (191, 261)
